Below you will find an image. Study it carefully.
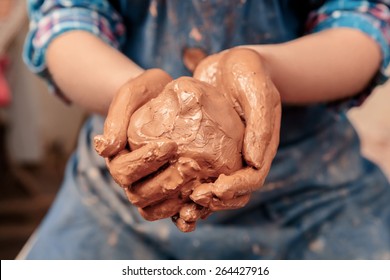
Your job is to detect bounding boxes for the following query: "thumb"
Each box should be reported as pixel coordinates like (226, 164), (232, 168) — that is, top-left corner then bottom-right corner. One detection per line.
(94, 69), (172, 157)
(218, 48), (281, 169)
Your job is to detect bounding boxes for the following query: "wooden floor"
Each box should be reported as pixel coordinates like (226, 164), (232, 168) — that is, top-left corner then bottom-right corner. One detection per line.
(0, 123), (66, 259)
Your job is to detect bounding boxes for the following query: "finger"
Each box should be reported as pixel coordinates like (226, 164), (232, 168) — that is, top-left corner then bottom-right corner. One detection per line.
(178, 203), (210, 222)
(180, 179), (201, 200)
(172, 215), (196, 233)
(106, 141), (178, 188)
(190, 167), (266, 209)
(94, 69), (172, 157)
(219, 48), (281, 169)
(208, 194), (251, 211)
(172, 203), (211, 233)
(174, 202), (213, 232)
(138, 196), (185, 221)
(125, 157), (200, 207)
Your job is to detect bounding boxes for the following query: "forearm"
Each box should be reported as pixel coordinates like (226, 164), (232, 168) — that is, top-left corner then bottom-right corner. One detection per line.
(246, 28), (382, 104)
(46, 31), (144, 114)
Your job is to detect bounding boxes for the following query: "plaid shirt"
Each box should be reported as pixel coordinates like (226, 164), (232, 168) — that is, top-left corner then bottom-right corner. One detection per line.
(24, 0), (390, 98)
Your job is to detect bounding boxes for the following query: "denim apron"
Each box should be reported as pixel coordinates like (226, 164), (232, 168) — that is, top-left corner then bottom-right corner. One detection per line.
(23, 0), (390, 259)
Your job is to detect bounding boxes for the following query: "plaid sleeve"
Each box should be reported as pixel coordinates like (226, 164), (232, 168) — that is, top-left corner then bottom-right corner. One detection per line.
(23, 0), (125, 99)
(306, 1), (390, 85)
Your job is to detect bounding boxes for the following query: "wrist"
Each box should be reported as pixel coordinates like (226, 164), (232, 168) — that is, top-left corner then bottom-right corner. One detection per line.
(240, 29), (382, 104)
(47, 31), (144, 114)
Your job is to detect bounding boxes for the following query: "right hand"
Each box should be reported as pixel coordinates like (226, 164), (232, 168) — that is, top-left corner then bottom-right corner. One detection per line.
(185, 48), (281, 223)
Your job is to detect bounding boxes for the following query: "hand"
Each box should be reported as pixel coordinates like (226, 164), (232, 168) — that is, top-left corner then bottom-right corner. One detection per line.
(188, 48), (281, 212)
(127, 49), (282, 231)
(93, 67), (242, 232)
(94, 49), (281, 232)
(99, 74), (246, 232)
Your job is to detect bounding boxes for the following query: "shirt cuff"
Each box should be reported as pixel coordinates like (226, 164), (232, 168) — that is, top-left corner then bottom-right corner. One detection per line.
(23, 4), (125, 99)
(309, 11), (389, 85)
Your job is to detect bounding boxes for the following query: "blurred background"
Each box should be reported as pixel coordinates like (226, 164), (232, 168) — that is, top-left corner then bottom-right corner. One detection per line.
(0, 0), (389, 259)
(0, 0), (85, 259)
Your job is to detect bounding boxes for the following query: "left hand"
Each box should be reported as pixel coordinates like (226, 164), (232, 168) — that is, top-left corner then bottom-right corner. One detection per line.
(185, 48), (282, 216)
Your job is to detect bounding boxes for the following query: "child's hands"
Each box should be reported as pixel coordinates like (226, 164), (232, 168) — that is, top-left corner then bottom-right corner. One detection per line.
(94, 49), (281, 232)
(98, 74), (246, 232)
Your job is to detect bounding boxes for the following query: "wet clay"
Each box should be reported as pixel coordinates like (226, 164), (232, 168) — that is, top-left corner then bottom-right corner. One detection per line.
(94, 48), (281, 232)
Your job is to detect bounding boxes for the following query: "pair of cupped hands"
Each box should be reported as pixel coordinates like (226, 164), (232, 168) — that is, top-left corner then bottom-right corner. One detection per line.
(94, 48), (281, 232)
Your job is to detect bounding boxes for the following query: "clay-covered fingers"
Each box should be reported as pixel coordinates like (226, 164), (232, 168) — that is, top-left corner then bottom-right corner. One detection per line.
(178, 203), (210, 222)
(106, 140), (178, 188)
(172, 215), (196, 233)
(190, 167), (267, 211)
(94, 69), (173, 157)
(172, 203), (212, 232)
(127, 158), (211, 233)
(138, 195), (205, 233)
(139, 199), (203, 233)
(138, 196), (208, 223)
(124, 157), (200, 207)
(219, 48), (281, 170)
(137, 195), (207, 233)
(138, 196), (186, 221)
